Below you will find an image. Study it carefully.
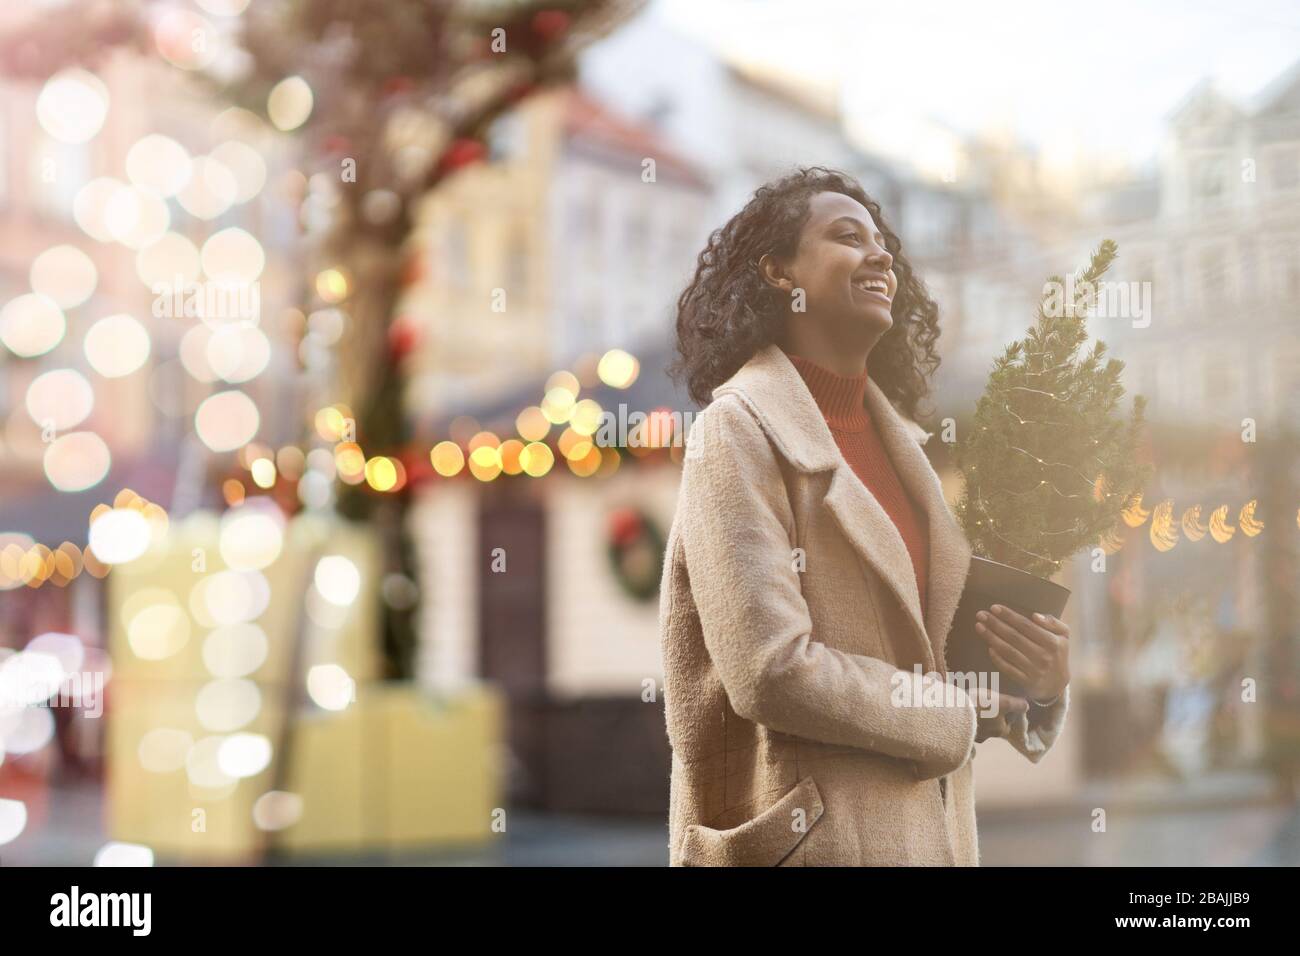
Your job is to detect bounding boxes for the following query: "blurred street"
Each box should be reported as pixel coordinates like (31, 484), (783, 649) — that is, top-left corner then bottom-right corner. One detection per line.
(6, 769), (1294, 866)
(1, 0), (1299, 869)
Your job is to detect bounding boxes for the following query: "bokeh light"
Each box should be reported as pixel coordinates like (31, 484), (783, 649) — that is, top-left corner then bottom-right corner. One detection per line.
(250, 457), (276, 489)
(0, 294), (65, 357)
(209, 141), (267, 203)
(93, 843), (155, 867)
(36, 69), (109, 144)
(598, 348), (640, 388)
(177, 156), (238, 220)
(468, 445), (502, 481)
(430, 441), (465, 477)
(218, 503), (284, 571)
(253, 791), (303, 831)
(267, 76), (314, 131)
(0, 799), (28, 846)
(195, 390), (260, 451)
(126, 599), (191, 660)
(314, 268), (349, 303)
(137, 728), (194, 774)
(73, 177), (125, 242)
(84, 314), (151, 378)
(569, 398), (603, 437)
(306, 664), (354, 711)
(201, 227), (265, 283)
(206, 325), (271, 383)
(364, 456), (398, 491)
(541, 386), (575, 424)
(136, 232), (202, 288)
(26, 368), (94, 431)
(126, 134), (193, 197)
(203, 624), (268, 678)
(217, 733), (272, 778)
(180, 324), (219, 383)
(520, 441), (555, 477)
(154, 10), (219, 71)
(196, 679), (262, 732)
(43, 432), (111, 493)
(515, 406), (551, 442)
(105, 185), (171, 249)
(196, 570), (271, 627)
(29, 245), (97, 308)
(314, 555), (360, 607)
(88, 507), (150, 564)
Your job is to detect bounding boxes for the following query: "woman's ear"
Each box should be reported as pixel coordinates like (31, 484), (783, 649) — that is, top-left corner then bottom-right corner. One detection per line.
(757, 253), (793, 293)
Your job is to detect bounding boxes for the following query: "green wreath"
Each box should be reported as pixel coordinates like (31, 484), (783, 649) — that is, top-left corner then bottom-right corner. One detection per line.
(606, 506), (665, 602)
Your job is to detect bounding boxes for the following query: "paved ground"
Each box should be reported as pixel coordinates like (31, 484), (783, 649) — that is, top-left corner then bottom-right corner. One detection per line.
(5, 774), (1298, 866)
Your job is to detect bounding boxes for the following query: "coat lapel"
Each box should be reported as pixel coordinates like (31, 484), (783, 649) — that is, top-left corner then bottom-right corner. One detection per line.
(711, 344), (972, 673)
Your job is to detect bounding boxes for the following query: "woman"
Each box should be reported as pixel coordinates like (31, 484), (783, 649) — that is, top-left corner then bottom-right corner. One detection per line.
(659, 166), (1071, 866)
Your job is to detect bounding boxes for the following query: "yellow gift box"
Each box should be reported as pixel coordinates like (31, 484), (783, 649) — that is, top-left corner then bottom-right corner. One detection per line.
(108, 681), (504, 862)
(105, 511), (505, 862)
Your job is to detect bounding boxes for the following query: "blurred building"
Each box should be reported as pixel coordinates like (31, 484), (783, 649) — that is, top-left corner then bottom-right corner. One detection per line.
(1003, 59), (1300, 785)
(1100, 65), (1300, 427)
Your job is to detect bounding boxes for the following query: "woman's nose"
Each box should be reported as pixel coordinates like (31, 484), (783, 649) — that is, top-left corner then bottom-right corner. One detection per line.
(865, 245), (892, 271)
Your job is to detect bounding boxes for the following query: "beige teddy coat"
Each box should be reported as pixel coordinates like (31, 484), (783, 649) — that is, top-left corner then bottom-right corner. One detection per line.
(659, 343), (1069, 866)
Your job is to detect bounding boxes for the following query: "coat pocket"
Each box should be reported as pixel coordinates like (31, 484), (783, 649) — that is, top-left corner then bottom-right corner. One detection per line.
(678, 776), (824, 866)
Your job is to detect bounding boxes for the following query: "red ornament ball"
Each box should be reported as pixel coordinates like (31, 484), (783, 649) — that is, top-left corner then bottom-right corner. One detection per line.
(387, 321), (419, 363)
(608, 508), (643, 547)
(441, 138), (487, 172)
(322, 134), (352, 155)
(532, 9), (571, 41)
(382, 76), (415, 97)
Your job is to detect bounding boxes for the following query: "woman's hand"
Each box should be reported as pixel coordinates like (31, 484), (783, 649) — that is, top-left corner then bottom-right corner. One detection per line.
(971, 690), (1029, 742)
(975, 605), (1070, 703)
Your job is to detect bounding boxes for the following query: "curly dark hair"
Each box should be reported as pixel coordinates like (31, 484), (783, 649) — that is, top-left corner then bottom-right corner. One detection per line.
(668, 166), (942, 420)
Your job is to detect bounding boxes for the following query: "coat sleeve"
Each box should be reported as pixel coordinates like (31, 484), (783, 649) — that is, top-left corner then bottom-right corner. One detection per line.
(677, 394), (977, 781)
(1003, 685), (1069, 762)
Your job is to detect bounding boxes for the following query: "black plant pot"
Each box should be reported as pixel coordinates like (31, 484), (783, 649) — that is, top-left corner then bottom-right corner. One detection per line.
(944, 555), (1070, 700)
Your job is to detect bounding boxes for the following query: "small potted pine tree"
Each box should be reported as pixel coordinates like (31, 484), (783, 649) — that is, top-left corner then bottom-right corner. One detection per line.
(945, 240), (1152, 696)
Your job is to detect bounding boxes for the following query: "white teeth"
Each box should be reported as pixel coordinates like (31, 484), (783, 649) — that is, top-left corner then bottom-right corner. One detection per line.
(856, 280), (888, 295)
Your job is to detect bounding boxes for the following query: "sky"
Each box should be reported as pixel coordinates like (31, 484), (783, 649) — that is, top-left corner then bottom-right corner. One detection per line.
(659, 0), (1300, 170)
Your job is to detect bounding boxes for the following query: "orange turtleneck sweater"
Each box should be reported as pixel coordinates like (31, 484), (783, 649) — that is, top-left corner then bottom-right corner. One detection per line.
(787, 352), (930, 612)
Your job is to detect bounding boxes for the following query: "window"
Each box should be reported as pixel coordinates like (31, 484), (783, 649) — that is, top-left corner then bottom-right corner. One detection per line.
(1190, 154), (1228, 213)
(1197, 245), (1230, 308)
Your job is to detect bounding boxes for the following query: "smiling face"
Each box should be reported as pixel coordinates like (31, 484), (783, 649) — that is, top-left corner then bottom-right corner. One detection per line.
(761, 191), (898, 348)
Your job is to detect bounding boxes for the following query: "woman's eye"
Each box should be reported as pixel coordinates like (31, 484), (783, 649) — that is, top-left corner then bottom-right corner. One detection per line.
(840, 232), (860, 242)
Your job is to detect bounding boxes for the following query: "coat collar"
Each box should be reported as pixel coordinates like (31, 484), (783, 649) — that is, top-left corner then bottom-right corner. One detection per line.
(711, 343), (972, 672)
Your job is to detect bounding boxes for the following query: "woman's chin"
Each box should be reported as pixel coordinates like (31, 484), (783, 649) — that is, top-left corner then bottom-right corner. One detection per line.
(862, 309), (893, 333)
